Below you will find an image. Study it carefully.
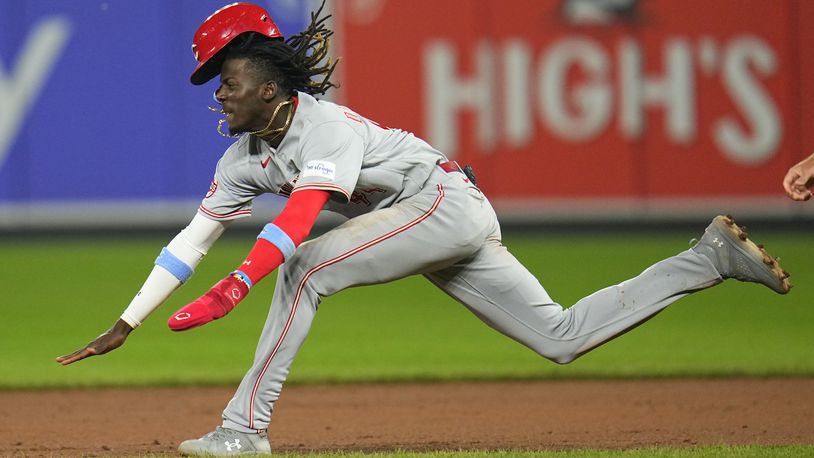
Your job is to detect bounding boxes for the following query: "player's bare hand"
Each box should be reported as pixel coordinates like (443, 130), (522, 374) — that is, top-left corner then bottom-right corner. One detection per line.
(56, 319), (134, 365)
(782, 153), (814, 201)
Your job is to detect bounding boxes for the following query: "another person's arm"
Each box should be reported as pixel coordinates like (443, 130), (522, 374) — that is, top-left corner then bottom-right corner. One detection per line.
(782, 153), (814, 201)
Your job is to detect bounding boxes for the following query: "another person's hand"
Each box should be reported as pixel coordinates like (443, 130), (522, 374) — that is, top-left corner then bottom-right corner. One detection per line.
(783, 153), (814, 201)
(56, 319), (134, 365)
(168, 273), (250, 331)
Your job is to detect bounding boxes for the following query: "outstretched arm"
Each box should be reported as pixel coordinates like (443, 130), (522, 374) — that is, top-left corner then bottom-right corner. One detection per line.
(168, 189), (330, 331)
(56, 214), (229, 365)
(56, 319), (133, 365)
(783, 152), (814, 201)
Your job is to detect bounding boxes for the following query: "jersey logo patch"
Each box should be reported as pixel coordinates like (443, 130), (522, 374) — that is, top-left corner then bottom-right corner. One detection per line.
(260, 156), (272, 168)
(350, 187), (386, 206)
(302, 160), (336, 180)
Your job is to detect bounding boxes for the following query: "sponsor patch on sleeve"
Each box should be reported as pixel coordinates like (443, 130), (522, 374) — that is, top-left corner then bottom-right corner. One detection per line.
(302, 160), (337, 180)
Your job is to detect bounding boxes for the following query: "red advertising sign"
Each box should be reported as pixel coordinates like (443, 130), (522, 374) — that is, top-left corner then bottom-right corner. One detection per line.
(334, 0), (812, 213)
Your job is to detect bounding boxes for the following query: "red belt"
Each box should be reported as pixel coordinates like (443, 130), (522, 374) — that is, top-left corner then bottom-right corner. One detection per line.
(438, 161), (463, 174)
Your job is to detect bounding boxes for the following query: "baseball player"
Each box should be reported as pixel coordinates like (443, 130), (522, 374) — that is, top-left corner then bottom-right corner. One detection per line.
(57, 3), (792, 455)
(783, 152), (814, 201)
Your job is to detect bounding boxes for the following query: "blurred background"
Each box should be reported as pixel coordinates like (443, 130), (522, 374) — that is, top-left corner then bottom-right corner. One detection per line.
(0, 0), (812, 392)
(2, 0), (814, 233)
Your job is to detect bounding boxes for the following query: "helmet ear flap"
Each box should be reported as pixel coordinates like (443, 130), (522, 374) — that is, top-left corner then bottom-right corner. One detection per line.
(190, 3), (284, 85)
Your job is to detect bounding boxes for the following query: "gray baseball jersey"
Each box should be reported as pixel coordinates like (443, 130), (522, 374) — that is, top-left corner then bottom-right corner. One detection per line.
(199, 92), (446, 221)
(201, 92), (723, 433)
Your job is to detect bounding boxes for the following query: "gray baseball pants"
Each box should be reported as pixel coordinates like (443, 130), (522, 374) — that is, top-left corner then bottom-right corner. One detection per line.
(221, 166), (723, 432)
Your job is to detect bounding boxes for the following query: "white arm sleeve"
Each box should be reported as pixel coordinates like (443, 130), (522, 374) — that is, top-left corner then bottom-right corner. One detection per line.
(120, 214), (229, 328)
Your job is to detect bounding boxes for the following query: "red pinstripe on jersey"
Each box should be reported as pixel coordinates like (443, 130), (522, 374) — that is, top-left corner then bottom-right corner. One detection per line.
(247, 184), (446, 429)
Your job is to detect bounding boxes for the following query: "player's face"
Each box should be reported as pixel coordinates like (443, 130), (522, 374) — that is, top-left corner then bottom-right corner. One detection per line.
(215, 58), (269, 135)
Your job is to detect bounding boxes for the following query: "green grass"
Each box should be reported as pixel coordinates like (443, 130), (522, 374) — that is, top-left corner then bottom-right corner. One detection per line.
(1, 229), (812, 389)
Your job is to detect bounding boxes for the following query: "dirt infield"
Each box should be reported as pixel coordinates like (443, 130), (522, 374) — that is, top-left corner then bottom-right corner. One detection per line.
(3, 378), (813, 456)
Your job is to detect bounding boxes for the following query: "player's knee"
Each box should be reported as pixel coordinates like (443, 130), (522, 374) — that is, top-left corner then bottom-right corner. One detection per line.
(532, 344), (578, 365)
(278, 256), (310, 290)
(548, 352), (577, 365)
(279, 251), (327, 296)
(280, 250), (309, 279)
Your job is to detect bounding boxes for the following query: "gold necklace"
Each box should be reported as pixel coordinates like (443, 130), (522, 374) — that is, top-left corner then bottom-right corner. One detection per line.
(208, 99), (295, 140)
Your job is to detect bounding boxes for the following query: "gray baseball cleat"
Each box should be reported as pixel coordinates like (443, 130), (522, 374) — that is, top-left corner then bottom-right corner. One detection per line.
(692, 215), (791, 294)
(178, 426), (271, 456)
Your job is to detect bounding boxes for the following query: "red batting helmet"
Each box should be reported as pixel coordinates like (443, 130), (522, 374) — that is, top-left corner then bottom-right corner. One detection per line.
(190, 2), (283, 85)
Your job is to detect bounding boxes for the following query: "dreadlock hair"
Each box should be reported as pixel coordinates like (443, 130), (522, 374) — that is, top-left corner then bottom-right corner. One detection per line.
(225, 1), (338, 97)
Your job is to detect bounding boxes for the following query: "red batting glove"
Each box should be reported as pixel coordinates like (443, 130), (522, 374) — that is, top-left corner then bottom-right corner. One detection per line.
(168, 274), (250, 331)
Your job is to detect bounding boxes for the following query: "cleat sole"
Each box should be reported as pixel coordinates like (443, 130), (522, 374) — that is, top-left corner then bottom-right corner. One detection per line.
(716, 215), (791, 294)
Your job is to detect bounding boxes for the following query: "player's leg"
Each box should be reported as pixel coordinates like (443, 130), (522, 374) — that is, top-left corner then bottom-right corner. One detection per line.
(222, 170), (494, 432)
(425, 219), (780, 364)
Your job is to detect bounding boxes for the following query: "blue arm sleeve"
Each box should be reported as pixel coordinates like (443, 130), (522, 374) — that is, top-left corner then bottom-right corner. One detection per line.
(155, 247), (194, 284)
(257, 223), (296, 260)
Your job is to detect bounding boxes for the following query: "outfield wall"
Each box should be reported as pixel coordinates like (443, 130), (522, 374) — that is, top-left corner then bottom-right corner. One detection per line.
(1, 0), (813, 230)
(331, 0), (814, 223)
(0, 0), (314, 230)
